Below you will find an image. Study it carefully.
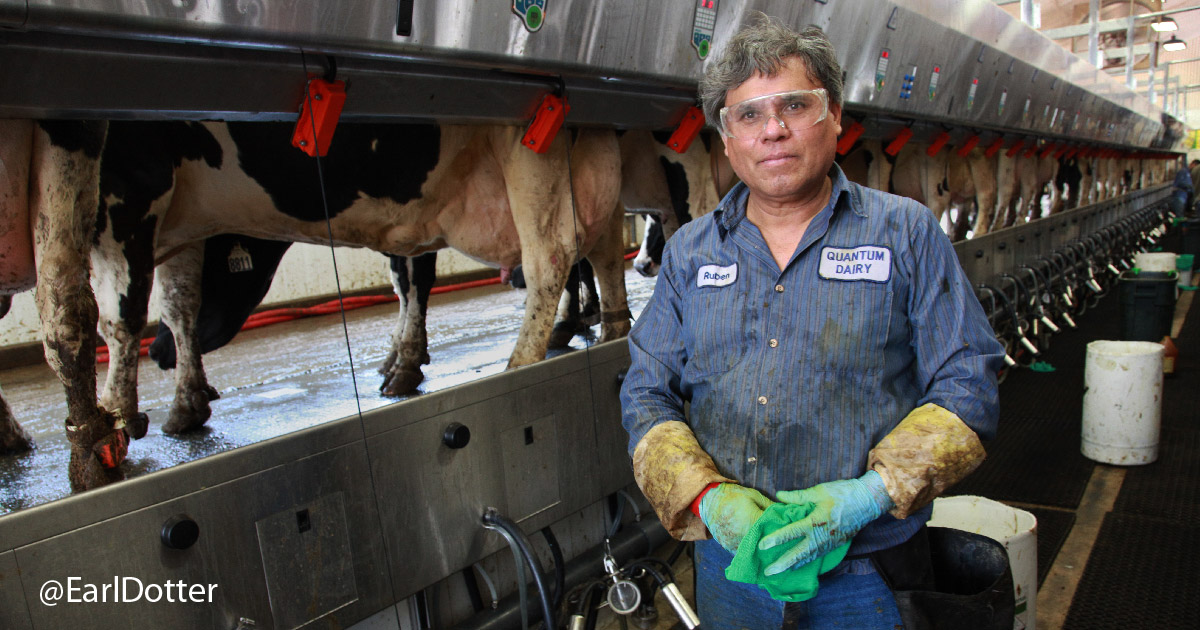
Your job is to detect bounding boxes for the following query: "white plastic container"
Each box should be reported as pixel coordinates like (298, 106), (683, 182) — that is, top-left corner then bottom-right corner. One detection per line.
(1081, 340), (1163, 465)
(1135, 251), (1177, 273)
(928, 495), (1038, 630)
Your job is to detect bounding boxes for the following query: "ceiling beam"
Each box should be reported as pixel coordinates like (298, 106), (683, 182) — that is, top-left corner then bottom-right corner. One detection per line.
(1040, 6), (1200, 40)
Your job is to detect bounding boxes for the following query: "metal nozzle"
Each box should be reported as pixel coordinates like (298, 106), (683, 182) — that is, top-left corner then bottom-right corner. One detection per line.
(662, 583), (700, 629)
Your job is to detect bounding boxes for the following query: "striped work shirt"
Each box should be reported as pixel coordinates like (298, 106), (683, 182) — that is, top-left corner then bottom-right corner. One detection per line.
(620, 164), (1005, 555)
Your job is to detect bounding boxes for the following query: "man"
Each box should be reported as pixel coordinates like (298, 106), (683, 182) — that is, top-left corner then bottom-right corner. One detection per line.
(620, 15), (1004, 629)
(1171, 157), (1193, 217)
(1184, 159), (1199, 216)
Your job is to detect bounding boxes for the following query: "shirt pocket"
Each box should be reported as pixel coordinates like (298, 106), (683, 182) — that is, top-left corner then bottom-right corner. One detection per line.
(681, 287), (749, 380)
(811, 280), (894, 375)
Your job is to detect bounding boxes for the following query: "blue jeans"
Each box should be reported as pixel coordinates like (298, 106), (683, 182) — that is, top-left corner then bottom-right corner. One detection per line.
(694, 538), (904, 630)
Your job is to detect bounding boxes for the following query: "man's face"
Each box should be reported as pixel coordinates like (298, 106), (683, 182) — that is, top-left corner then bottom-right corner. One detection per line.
(721, 57), (842, 205)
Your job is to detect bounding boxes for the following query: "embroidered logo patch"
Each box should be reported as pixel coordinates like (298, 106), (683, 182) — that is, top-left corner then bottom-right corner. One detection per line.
(818, 246), (891, 282)
(697, 263), (738, 287)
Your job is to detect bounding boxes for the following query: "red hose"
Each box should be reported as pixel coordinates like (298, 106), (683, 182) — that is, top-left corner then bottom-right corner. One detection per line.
(98, 251), (638, 364)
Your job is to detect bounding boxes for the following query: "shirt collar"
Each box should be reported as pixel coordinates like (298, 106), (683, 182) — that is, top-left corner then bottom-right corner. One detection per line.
(711, 162), (855, 239)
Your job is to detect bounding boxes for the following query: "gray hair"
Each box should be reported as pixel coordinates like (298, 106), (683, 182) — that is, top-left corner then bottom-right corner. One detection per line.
(699, 14), (843, 132)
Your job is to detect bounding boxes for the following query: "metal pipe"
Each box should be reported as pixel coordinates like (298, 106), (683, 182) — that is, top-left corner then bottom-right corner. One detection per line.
(1088, 0), (1101, 68)
(456, 518), (671, 630)
(1126, 12), (1136, 89)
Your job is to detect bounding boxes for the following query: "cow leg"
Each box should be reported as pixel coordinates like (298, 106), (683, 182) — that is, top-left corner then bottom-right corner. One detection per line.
(578, 259), (600, 326)
(501, 132), (576, 368)
(379, 252), (435, 396)
(31, 121), (125, 490)
(0, 296), (33, 452)
(588, 203), (632, 343)
(92, 220), (152, 443)
(0, 381), (32, 453)
(157, 241), (219, 434)
(549, 263), (584, 349)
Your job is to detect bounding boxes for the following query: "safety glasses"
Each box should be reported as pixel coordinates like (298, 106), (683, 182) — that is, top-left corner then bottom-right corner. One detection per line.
(718, 88), (829, 139)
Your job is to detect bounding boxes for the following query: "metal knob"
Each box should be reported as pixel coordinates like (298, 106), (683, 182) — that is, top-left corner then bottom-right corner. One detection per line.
(161, 514), (200, 550)
(443, 423), (471, 449)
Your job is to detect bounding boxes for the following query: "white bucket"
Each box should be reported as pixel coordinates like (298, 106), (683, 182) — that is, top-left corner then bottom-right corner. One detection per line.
(1135, 252), (1177, 273)
(1081, 340), (1163, 465)
(928, 495), (1038, 630)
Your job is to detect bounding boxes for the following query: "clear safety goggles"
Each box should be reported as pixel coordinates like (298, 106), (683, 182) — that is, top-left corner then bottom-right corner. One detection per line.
(718, 88), (829, 139)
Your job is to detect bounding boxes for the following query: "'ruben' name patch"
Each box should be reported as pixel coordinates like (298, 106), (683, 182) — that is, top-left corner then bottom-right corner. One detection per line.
(697, 263), (738, 287)
(818, 246), (891, 282)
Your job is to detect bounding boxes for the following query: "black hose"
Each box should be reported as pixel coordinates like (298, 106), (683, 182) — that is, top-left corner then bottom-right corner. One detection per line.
(482, 510), (558, 630)
(541, 527), (566, 613)
(666, 542), (688, 569)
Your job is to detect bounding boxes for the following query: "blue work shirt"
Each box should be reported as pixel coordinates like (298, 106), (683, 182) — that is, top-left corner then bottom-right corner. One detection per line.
(620, 164), (1005, 555)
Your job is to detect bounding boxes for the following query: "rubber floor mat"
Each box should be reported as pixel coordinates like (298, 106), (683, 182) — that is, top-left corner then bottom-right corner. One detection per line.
(1023, 506), (1074, 588)
(1062, 512), (1200, 630)
(1112, 426), (1200, 522)
(950, 409), (1095, 508)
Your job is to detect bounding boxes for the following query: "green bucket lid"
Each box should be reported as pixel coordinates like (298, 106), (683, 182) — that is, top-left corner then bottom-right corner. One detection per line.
(1178, 254), (1195, 269)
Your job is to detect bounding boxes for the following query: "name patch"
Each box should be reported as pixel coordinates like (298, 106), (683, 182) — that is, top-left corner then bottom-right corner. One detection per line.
(818, 246), (891, 282)
(697, 263), (738, 287)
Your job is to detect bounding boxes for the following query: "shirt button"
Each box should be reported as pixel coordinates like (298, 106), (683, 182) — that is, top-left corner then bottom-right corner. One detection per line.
(769, 339), (779, 348)
(775, 284), (785, 293)
(757, 396), (768, 405)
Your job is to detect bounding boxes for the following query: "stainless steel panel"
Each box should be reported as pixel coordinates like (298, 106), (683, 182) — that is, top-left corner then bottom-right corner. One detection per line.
(587, 345), (637, 498)
(12, 443), (390, 630)
(0, 0), (24, 26)
(0, 550), (34, 630)
(354, 341), (630, 600)
(256, 492), (358, 630)
(2, 0), (1179, 149)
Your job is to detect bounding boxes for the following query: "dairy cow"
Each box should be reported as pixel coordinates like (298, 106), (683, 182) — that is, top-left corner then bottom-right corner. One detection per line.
(1, 119), (627, 490)
(0, 120), (133, 490)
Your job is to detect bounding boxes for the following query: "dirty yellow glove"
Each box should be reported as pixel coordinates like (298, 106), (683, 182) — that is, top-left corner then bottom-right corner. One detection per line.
(698, 483), (775, 554)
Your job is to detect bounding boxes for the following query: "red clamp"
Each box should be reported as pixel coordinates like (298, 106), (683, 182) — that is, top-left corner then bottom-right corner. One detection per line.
(1039, 143), (1057, 159)
(291, 78), (347, 158)
(926, 131), (951, 157)
(956, 135), (980, 158)
(1005, 140), (1025, 158)
(884, 127), (914, 156)
(522, 93), (570, 154)
(1022, 144), (1039, 159)
(836, 120), (866, 155)
(984, 137), (1005, 158)
(1053, 144), (1069, 159)
(666, 107), (705, 154)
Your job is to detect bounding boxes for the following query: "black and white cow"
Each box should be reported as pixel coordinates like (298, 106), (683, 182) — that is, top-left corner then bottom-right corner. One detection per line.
(1, 118), (628, 490)
(93, 119), (628, 441)
(0, 119), (137, 490)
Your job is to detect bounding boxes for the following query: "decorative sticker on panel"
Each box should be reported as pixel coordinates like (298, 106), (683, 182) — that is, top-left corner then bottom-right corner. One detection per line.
(692, 0), (719, 59)
(513, 0), (546, 32)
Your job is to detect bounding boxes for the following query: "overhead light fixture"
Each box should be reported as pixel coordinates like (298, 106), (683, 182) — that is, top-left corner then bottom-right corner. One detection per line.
(1163, 35), (1187, 52)
(1151, 17), (1179, 32)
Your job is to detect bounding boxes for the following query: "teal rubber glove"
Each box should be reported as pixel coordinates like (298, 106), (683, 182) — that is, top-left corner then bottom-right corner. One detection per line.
(698, 483), (775, 554)
(757, 471), (894, 576)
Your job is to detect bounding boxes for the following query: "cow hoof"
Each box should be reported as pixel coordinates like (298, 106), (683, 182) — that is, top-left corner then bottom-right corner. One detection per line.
(163, 392), (213, 435)
(124, 412), (150, 441)
(380, 367), (423, 397)
(549, 323), (584, 348)
(68, 448), (124, 492)
(205, 384), (221, 402)
(0, 428), (34, 454)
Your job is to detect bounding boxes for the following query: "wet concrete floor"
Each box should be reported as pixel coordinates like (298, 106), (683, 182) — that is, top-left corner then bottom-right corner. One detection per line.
(0, 267), (659, 516)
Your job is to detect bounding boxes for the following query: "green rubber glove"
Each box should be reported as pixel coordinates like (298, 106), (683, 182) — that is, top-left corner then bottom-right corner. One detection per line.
(698, 483), (775, 554)
(757, 471), (894, 576)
